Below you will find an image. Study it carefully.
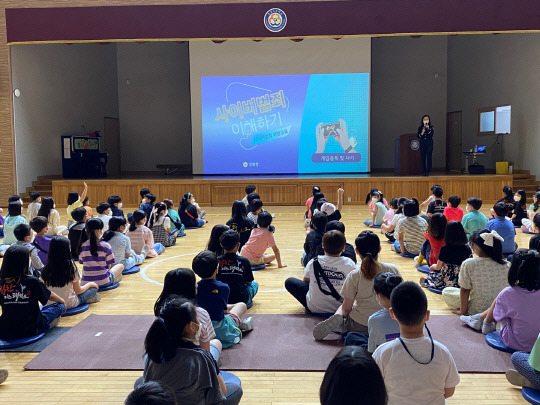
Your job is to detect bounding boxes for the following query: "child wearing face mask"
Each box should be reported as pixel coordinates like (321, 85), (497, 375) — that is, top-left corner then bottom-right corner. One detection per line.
(365, 192), (387, 228)
(461, 197), (487, 239)
(107, 195), (124, 218)
(511, 190), (527, 228)
(96, 202), (113, 232)
(102, 217), (149, 271)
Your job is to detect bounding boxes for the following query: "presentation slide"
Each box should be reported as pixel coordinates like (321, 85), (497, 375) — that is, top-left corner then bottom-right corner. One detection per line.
(201, 73), (369, 174)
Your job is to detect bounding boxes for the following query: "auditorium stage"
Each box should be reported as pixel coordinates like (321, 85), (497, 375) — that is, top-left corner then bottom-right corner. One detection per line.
(52, 172), (512, 207)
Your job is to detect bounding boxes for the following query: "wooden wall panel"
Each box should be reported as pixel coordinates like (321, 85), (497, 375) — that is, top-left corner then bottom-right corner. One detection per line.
(211, 185), (247, 206)
(257, 184), (300, 205)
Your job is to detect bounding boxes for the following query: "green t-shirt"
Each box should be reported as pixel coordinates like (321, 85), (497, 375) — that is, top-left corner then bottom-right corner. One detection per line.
(461, 210), (488, 239)
(528, 333), (540, 371)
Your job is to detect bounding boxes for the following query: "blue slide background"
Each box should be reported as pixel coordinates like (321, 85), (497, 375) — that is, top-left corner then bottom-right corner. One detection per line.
(201, 73), (369, 174)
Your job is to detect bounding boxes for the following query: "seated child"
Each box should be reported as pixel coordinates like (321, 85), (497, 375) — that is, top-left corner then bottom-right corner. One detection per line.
(312, 231), (399, 340)
(179, 192), (205, 228)
(107, 195), (124, 218)
(147, 202), (177, 247)
(418, 184), (439, 213)
(372, 282), (460, 405)
(302, 212), (328, 266)
(421, 221), (471, 291)
(217, 230), (258, 306)
(461, 197), (487, 239)
(125, 381), (176, 405)
(103, 217), (149, 271)
(529, 214), (540, 251)
(242, 185), (256, 206)
(68, 207), (89, 260)
(66, 182), (88, 227)
(285, 230), (355, 315)
(381, 197), (407, 242)
(240, 212), (286, 267)
(365, 191), (387, 227)
(393, 199), (428, 256)
(27, 192), (41, 221)
(247, 199), (263, 224)
(382, 198), (398, 229)
(139, 188), (151, 206)
(38, 197), (67, 236)
(511, 189), (527, 227)
(191, 196), (206, 220)
(460, 249), (540, 350)
(226, 200), (254, 249)
(79, 218), (124, 288)
(305, 186), (321, 220)
(30, 216), (52, 265)
(206, 225), (229, 258)
(426, 185), (447, 218)
(320, 346), (387, 405)
(96, 202), (112, 231)
(127, 210), (164, 257)
(522, 191), (540, 233)
(443, 195), (464, 222)
(442, 229), (510, 315)
(193, 250), (254, 348)
(506, 334), (540, 391)
(8, 194), (22, 204)
(140, 193), (156, 219)
(497, 185), (515, 217)
(325, 220), (357, 263)
(416, 213), (446, 267)
(486, 202), (517, 255)
(82, 196), (93, 218)
(3, 202), (28, 246)
(41, 237), (101, 308)
(163, 199), (184, 234)
(0, 207), (4, 239)
(13, 224), (43, 275)
(0, 245), (66, 340)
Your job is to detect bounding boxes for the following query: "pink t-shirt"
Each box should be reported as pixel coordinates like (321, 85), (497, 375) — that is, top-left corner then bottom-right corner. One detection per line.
(444, 206), (464, 222)
(306, 197), (314, 218)
(240, 228), (276, 261)
(382, 208), (395, 225)
(493, 286), (540, 352)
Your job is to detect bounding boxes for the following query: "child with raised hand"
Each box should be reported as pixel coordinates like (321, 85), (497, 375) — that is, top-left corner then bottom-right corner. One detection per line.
(103, 217), (149, 271)
(241, 211), (285, 267)
(320, 346), (388, 405)
(27, 192), (42, 220)
(154, 268), (222, 362)
(243, 184), (256, 206)
(442, 229), (509, 315)
(127, 210), (164, 258)
(0, 245), (66, 340)
(68, 207), (89, 260)
(3, 202), (28, 245)
(163, 199), (184, 234)
(486, 202), (517, 255)
(461, 197), (487, 239)
(37, 197), (67, 236)
(147, 202), (178, 247)
(80, 218), (124, 288)
(206, 225), (229, 258)
(226, 200), (254, 249)
(393, 199), (428, 256)
(522, 191), (540, 233)
(460, 250), (540, 349)
(96, 202), (112, 231)
(416, 213), (446, 267)
(511, 189), (528, 227)
(41, 237), (101, 308)
(30, 216), (52, 265)
(372, 282), (460, 405)
(107, 195), (124, 218)
(312, 231), (399, 340)
(143, 297), (243, 405)
(444, 195), (463, 222)
(421, 221), (471, 291)
(303, 212), (328, 266)
(193, 250), (254, 348)
(179, 192), (205, 228)
(66, 182), (88, 227)
(217, 230), (258, 306)
(366, 191), (387, 227)
(13, 224), (43, 275)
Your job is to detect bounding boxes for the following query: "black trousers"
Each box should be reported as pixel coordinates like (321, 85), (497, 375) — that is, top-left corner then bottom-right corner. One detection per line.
(420, 138), (434, 176)
(285, 277), (309, 308)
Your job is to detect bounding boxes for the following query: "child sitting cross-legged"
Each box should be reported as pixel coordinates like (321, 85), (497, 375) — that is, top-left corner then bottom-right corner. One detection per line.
(240, 211), (286, 268)
(461, 197), (487, 239)
(372, 282), (460, 405)
(217, 230), (259, 307)
(147, 202), (178, 248)
(443, 195), (464, 222)
(13, 224), (44, 276)
(415, 213), (446, 267)
(96, 202), (112, 232)
(393, 199), (428, 257)
(127, 210), (164, 258)
(302, 212), (328, 267)
(486, 202), (517, 255)
(193, 250), (254, 348)
(30, 216), (52, 266)
(67, 207), (89, 260)
(102, 217), (149, 272)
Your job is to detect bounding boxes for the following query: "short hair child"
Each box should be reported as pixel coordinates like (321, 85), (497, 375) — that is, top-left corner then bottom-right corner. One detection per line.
(488, 203), (517, 254)
(240, 211), (285, 267)
(8, 195), (22, 204)
(96, 202), (111, 215)
(71, 207), (87, 223)
(245, 185), (256, 195)
(30, 216), (52, 265)
(139, 188), (151, 200)
(448, 195), (461, 208)
(322, 230), (346, 256)
(467, 197), (482, 211)
(432, 186), (443, 198)
(303, 211), (329, 266)
(13, 223), (43, 274)
(493, 202), (508, 217)
(107, 195), (124, 217)
(30, 216), (47, 234)
(246, 192), (260, 206)
(30, 192), (41, 202)
(125, 381), (177, 405)
(13, 223), (32, 242)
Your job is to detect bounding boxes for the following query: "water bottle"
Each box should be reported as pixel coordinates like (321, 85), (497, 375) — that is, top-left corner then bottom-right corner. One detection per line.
(474, 145), (478, 152)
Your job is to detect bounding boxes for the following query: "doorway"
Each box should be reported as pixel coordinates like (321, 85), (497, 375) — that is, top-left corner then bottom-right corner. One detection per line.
(446, 111), (462, 173)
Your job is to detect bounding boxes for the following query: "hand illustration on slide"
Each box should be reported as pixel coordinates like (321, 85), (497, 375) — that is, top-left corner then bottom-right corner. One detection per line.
(315, 122), (327, 153)
(315, 119), (357, 153)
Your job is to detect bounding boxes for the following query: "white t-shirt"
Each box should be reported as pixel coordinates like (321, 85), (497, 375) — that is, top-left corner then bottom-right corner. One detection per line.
(98, 214), (112, 232)
(154, 216), (171, 230)
(373, 336), (460, 405)
(304, 255), (356, 314)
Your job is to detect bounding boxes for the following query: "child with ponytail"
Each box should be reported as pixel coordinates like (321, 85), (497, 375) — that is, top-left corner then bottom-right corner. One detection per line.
(147, 202), (178, 247)
(103, 217), (149, 271)
(126, 210), (164, 258)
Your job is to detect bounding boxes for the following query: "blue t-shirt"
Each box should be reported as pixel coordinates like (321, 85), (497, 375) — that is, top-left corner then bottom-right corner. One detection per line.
(486, 217), (516, 254)
(196, 279), (229, 322)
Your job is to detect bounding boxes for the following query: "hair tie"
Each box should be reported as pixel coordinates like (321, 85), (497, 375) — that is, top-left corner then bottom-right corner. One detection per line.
(480, 230), (504, 247)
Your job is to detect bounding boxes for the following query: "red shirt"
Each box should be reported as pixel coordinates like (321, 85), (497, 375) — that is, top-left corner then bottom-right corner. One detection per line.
(443, 206), (464, 223)
(424, 232), (445, 265)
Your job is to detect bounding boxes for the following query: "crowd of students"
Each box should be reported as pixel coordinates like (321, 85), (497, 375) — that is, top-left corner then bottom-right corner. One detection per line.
(1, 182), (540, 404)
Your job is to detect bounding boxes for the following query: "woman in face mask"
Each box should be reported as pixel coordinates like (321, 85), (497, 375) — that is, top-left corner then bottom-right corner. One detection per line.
(417, 115), (434, 176)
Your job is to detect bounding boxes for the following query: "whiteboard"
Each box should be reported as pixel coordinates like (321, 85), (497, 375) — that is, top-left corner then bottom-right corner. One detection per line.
(496, 105), (511, 134)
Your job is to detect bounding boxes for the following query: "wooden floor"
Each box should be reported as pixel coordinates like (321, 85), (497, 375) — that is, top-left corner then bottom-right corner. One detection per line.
(0, 204), (529, 404)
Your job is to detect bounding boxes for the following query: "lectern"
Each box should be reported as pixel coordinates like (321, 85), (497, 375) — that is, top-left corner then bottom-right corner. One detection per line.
(395, 133), (422, 176)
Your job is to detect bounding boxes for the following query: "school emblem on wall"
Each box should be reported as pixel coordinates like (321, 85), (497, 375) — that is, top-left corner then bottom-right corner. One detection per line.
(264, 8), (287, 32)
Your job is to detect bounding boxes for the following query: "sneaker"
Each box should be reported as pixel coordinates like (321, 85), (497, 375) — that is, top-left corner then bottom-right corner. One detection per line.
(85, 293), (102, 304)
(390, 244), (396, 252)
(239, 317), (254, 332)
(0, 369), (8, 385)
(313, 314), (344, 341)
(506, 369), (534, 388)
(460, 314), (482, 331)
(482, 321), (496, 335)
(141, 244), (150, 257)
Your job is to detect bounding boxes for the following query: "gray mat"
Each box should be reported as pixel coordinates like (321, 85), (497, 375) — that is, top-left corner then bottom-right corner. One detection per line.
(2, 327), (70, 352)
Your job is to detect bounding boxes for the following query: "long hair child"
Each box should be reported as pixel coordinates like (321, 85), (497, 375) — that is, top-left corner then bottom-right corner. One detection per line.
(418, 212), (447, 266)
(178, 192), (205, 228)
(2, 202), (27, 246)
(127, 210), (164, 257)
(0, 245), (65, 340)
(66, 182), (88, 227)
(147, 202), (177, 247)
(511, 189), (527, 227)
(37, 197), (67, 236)
(79, 218), (124, 287)
(381, 196), (407, 242)
(143, 297), (243, 404)
(163, 199), (184, 234)
(522, 191), (540, 233)
(103, 217), (148, 270)
(226, 200), (254, 249)
(497, 185), (514, 217)
(41, 237), (101, 308)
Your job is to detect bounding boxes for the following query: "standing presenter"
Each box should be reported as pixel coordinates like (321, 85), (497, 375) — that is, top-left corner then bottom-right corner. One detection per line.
(417, 114), (434, 176)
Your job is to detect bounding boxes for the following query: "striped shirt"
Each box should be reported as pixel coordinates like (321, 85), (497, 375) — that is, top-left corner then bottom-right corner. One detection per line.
(126, 225), (158, 258)
(195, 307), (216, 345)
(79, 240), (116, 286)
(395, 216), (428, 255)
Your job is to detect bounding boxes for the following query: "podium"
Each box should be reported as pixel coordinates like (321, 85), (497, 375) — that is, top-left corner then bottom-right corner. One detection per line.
(395, 133), (422, 176)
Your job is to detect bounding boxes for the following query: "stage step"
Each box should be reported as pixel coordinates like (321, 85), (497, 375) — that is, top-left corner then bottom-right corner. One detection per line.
(513, 171), (539, 196)
(20, 175), (59, 203)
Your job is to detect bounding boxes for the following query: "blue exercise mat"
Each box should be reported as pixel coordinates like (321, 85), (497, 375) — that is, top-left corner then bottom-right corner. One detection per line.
(122, 266), (140, 275)
(252, 264), (266, 271)
(0, 332), (45, 350)
(371, 225), (381, 229)
(305, 309), (334, 318)
(247, 301), (253, 309)
(522, 387), (540, 405)
(485, 331), (515, 353)
(428, 287), (442, 295)
(99, 282), (120, 292)
(2, 327), (70, 352)
(221, 371), (242, 386)
(417, 265), (430, 274)
(62, 303), (89, 317)
(400, 252), (416, 258)
(177, 232), (187, 237)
